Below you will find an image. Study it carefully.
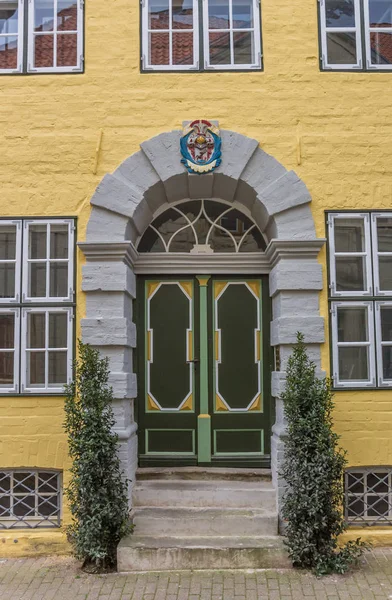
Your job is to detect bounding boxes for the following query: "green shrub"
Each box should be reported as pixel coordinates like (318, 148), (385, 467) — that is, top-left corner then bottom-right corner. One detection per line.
(64, 341), (132, 571)
(281, 333), (367, 575)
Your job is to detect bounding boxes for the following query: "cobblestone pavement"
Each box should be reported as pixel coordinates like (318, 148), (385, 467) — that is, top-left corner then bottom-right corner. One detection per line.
(1, 549), (392, 599)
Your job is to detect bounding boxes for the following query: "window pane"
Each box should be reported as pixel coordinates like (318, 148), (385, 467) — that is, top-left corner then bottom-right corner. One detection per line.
(0, 36), (18, 69)
(208, 0), (230, 28)
(149, 32), (169, 64)
(13, 495), (35, 517)
(34, 0), (54, 32)
(234, 31), (253, 64)
(370, 31), (392, 65)
(0, 352), (14, 386)
(0, 264), (15, 299)
(367, 472), (389, 492)
(337, 306), (368, 342)
(369, 0), (392, 27)
(172, 0), (193, 29)
(50, 225), (68, 259)
(347, 495), (364, 516)
(325, 0), (356, 27)
(48, 351), (67, 384)
(49, 263), (68, 297)
(0, 496), (11, 516)
(28, 351), (45, 385)
(14, 472), (35, 493)
(367, 495), (389, 517)
(334, 218), (365, 252)
(380, 307), (392, 340)
(382, 346), (392, 380)
(209, 31), (230, 64)
(0, 1), (19, 34)
(0, 225), (16, 260)
(0, 314), (15, 349)
(34, 35), (54, 68)
(172, 32), (194, 65)
(377, 217), (392, 251)
(149, 0), (169, 29)
(326, 32), (357, 64)
(27, 313), (45, 349)
(29, 225), (47, 259)
(379, 256), (392, 290)
(38, 494), (59, 516)
(38, 472), (58, 493)
(57, 33), (77, 66)
(49, 313), (67, 348)
(57, 0), (77, 31)
(233, 0), (253, 27)
(336, 256), (366, 291)
(347, 472), (364, 493)
(338, 346), (369, 380)
(29, 263), (47, 297)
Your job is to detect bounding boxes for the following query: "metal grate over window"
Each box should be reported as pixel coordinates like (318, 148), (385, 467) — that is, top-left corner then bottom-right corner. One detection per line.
(345, 468), (392, 526)
(0, 470), (61, 529)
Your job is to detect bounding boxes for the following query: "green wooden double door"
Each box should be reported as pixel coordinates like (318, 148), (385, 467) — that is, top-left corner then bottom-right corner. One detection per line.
(136, 276), (272, 468)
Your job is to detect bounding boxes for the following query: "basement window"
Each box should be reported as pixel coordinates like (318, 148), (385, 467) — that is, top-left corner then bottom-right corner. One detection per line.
(0, 469), (61, 528)
(345, 468), (392, 525)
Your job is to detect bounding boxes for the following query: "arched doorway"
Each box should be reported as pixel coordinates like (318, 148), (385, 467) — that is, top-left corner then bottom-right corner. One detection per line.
(79, 127), (325, 512)
(135, 198), (271, 467)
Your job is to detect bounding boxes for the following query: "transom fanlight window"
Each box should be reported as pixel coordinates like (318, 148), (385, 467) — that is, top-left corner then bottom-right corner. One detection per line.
(137, 199), (265, 253)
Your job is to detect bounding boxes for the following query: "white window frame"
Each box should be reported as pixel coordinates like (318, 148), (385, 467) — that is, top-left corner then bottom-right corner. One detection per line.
(202, 0), (261, 70)
(142, 0), (199, 71)
(27, 0), (83, 74)
(371, 212), (392, 296)
(319, 0), (363, 70)
(375, 301), (392, 387)
(328, 212), (373, 297)
(364, 0), (392, 69)
(331, 300), (376, 388)
(21, 306), (73, 394)
(0, 219), (22, 304)
(0, 308), (20, 393)
(22, 219), (74, 303)
(0, 0), (24, 73)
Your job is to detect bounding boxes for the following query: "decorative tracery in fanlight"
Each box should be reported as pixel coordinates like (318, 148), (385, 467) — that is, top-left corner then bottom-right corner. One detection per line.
(137, 200), (265, 254)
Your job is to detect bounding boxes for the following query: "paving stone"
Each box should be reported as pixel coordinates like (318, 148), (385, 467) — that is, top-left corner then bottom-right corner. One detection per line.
(1, 550), (392, 599)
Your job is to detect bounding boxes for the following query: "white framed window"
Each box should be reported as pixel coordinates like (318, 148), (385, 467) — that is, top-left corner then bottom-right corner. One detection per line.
(328, 211), (392, 388)
(372, 213), (392, 296)
(141, 0), (262, 71)
(364, 0), (392, 69)
(0, 308), (20, 393)
(0, 218), (74, 395)
(21, 307), (73, 393)
(0, 0), (24, 73)
(22, 220), (74, 303)
(375, 302), (392, 386)
(328, 213), (372, 297)
(0, 0), (83, 74)
(331, 301), (376, 387)
(0, 220), (22, 304)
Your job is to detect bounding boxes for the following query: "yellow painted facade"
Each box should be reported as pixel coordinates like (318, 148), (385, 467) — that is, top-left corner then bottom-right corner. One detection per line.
(1, 0), (392, 554)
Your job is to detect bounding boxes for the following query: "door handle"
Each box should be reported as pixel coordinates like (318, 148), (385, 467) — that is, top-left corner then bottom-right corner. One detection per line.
(187, 358), (200, 364)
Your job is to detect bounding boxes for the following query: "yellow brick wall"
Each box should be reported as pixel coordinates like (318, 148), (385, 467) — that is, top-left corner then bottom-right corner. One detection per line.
(0, 0), (391, 552)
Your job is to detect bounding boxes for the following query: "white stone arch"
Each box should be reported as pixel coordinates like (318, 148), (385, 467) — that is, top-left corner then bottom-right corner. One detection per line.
(79, 129), (325, 517)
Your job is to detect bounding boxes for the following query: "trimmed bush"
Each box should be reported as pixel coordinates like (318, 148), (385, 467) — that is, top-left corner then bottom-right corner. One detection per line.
(281, 333), (367, 575)
(64, 341), (132, 571)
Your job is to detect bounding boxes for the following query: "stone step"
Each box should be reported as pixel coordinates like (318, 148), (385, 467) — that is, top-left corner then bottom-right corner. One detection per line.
(133, 479), (276, 510)
(132, 506), (278, 537)
(136, 467), (272, 482)
(117, 535), (290, 572)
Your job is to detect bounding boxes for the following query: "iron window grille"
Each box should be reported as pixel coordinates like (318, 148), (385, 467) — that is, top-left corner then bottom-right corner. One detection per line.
(0, 469), (61, 528)
(345, 468), (392, 526)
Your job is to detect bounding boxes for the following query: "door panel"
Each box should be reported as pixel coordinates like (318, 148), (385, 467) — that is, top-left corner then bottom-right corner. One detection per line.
(137, 275), (271, 468)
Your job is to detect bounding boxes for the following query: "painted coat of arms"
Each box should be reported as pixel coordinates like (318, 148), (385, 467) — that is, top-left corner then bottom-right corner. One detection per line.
(180, 119), (222, 174)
